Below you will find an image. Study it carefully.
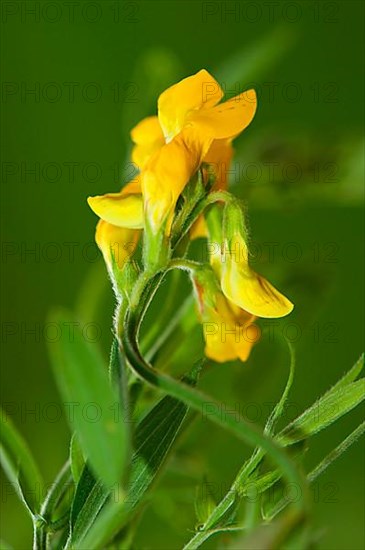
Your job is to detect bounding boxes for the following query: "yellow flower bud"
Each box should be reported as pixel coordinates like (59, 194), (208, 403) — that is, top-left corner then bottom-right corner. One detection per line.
(220, 202), (294, 318)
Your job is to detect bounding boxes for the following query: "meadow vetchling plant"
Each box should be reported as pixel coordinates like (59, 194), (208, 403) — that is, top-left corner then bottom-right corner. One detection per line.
(1, 69), (363, 550)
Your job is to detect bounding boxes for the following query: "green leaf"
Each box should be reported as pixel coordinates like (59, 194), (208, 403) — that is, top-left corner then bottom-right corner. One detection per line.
(327, 353), (364, 393)
(71, 465), (99, 529)
(128, 397), (188, 508)
(278, 378), (365, 446)
(43, 461), (73, 516)
(244, 422), (365, 524)
(70, 434), (84, 485)
(0, 408), (44, 515)
(71, 467), (108, 544)
(48, 309), (129, 489)
(186, 355), (364, 549)
(264, 422), (365, 522)
(73, 366), (200, 549)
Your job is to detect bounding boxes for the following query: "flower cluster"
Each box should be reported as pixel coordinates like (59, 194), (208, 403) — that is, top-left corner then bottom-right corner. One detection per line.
(88, 69), (293, 363)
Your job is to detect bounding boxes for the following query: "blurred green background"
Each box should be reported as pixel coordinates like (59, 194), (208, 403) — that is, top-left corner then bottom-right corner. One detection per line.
(1, 0), (364, 548)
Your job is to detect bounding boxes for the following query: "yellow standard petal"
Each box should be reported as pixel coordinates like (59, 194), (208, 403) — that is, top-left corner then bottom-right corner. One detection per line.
(188, 89), (257, 141)
(221, 234), (294, 319)
(158, 69), (223, 143)
(142, 128), (204, 233)
(130, 116), (165, 169)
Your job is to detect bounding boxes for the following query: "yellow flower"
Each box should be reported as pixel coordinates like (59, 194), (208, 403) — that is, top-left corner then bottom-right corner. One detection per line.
(95, 220), (140, 274)
(193, 274), (259, 363)
(131, 69), (257, 234)
(141, 128), (204, 233)
(131, 116), (165, 170)
(88, 71), (256, 236)
(157, 69), (256, 147)
(87, 177), (143, 230)
(220, 232), (294, 318)
(88, 178), (142, 274)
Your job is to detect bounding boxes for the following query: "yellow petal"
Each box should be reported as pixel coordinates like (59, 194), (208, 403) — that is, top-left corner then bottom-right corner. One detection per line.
(87, 193), (144, 229)
(203, 294), (258, 362)
(142, 128), (203, 233)
(131, 116), (163, 144)
(132, 142), (164, 171)
(203, 138), (233, 190)
(221, 259), (294, 318)
(204, 330), (254, 363)
(188, 89), (257, 140)
(205, 329), (257, 363)
(95, 220), (140, 271)
(121, 176), (142, 195)
(130, 116), (165, 169)
(158, 69), (223, 142)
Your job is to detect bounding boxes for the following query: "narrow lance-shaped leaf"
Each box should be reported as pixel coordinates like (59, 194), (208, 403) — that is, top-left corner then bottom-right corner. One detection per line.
(183, 355), (364, 550)
(39, 460), (73, 526)
(72, 365), (201, 549)
(263, 422), (365, 522)
(70, 434), (84, 485)
(277, 378), (365, 446)
(48, 309), (129, 489)
(327, 353), (363, 393)
(0, 408), (44, 515)
(71, 467), (108, 544)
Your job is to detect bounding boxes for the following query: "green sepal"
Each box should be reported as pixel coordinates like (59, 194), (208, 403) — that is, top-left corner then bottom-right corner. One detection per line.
(119, 261), (139, 300)
(195, 479), (217, 527)
(142, 219), (171, 273)
(222, 199), (249, 248)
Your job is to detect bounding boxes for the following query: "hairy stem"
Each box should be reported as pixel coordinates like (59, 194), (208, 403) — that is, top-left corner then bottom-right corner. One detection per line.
(120, 279), (310, 525)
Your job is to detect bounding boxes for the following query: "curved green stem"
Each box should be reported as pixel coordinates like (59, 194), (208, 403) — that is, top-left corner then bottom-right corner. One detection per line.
(118, 185), (309, 547)
(120, 294), (310, 523)
(140, 269), (183, 355)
